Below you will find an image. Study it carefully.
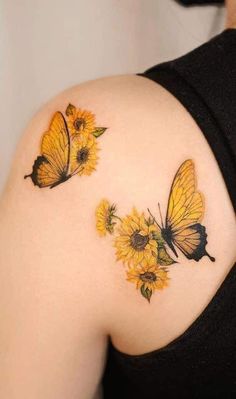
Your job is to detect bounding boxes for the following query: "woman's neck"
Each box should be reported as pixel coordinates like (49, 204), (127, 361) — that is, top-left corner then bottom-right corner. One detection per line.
(225, 0), (236, 29)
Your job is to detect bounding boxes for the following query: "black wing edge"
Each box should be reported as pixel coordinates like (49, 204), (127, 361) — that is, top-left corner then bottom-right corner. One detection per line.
(174, 223), (215, 262)
(24, 155), (49, 188)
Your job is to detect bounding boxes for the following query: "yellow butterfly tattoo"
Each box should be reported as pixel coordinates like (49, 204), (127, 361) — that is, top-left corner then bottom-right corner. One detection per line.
(157, 159), (215, 262)
(24, 104), (107, 188)
(95, 160), (215, 302)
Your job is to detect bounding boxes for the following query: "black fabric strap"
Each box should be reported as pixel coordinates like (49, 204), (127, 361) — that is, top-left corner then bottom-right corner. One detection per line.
(140, 29), (236, 211)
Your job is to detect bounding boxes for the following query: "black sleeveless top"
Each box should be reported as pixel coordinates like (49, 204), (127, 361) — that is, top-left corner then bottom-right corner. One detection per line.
(102, 29), (236, 398)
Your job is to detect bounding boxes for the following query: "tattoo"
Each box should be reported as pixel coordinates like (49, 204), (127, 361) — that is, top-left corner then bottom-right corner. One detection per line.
(95, 160), (215, 302)
(24, 104), (107, 188)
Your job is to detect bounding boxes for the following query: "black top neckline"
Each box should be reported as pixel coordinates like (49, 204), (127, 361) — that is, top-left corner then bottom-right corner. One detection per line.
(224, 28), (236, 33)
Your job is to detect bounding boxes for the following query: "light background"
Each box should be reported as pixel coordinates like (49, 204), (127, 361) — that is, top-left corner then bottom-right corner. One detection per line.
(1, 0), (225, 192)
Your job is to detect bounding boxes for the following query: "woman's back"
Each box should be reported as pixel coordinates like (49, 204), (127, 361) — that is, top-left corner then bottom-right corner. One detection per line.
(103, 29), (236, 398)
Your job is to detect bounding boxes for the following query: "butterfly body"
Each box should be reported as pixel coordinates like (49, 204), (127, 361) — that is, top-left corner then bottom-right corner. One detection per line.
(161, 226), (178, 258)
(160, 160), (215, 262)
(49, 173), (72, 189)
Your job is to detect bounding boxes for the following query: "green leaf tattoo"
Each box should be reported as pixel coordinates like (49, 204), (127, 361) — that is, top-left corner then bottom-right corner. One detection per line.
(92, 127), (107, 138)
(141, 284), (152, 303)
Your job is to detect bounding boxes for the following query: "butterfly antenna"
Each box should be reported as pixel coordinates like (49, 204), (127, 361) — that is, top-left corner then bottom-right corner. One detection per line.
(147, 208), (162, 230)
(158, 203), (164, 229)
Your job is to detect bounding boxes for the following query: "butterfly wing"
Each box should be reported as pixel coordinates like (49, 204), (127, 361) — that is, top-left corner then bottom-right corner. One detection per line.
(25, 112), (70, 188)
(166, 160), (204, 232)
(163, 160), (214, 261)
(172, 223), (215, 261)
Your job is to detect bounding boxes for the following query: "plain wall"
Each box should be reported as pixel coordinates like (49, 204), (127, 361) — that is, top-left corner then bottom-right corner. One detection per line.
(1, 0), (225, 192)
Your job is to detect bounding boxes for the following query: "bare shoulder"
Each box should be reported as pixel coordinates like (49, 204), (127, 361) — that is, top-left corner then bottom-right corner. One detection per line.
(0, 73), (236, 381)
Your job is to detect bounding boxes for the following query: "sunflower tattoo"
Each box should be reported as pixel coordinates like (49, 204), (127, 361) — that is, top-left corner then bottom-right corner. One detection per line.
(96, 199), (120, 236)
(114, 208), (158, 267)
(127, 263), (169, 303)
(66, 103), (96, 137)
(95, 200), (173, 302)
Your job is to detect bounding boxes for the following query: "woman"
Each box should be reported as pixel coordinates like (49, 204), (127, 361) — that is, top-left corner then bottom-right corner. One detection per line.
(0, 0), (235, 398)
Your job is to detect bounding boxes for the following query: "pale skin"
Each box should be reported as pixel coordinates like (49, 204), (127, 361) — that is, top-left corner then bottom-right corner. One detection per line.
(1, 6), (236, 399)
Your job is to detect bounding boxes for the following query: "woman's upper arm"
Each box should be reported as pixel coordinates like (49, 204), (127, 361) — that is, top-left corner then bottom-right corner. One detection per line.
(0, 78), (116, 399)
(0, 179), (107, 398)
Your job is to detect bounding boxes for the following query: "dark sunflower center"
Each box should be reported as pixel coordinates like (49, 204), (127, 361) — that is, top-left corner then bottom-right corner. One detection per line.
(130, 231), (149, 251)
(77, 147), (89, 164)
(140, 272), (157, 283)
(74, 118), (85, 131)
